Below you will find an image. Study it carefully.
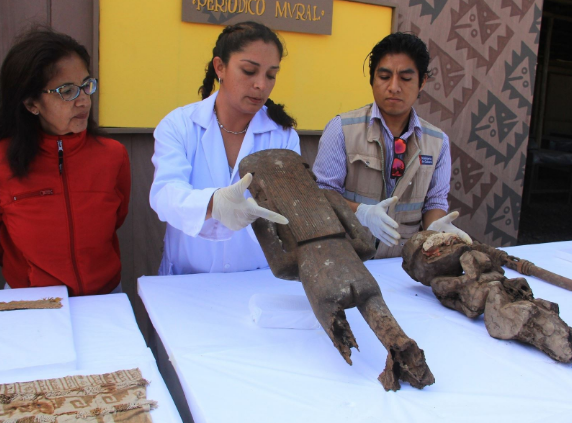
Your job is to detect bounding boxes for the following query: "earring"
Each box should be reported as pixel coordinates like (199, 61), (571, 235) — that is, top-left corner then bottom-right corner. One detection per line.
(33, 110), (39, 115)
(218, 77), (223, 84)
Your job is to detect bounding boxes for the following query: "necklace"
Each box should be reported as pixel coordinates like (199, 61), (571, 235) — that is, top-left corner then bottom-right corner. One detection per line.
(214, 108), (249, 135)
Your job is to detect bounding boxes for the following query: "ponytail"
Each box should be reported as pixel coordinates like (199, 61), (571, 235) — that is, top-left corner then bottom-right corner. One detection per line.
(198, 22), (252, 100)
(265, 98), (296, 129)
(198, 61), (218, 100)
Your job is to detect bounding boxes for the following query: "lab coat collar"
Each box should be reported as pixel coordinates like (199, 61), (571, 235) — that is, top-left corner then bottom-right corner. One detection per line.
(192, 91), (279, 187)
(190, 91), (278, 134)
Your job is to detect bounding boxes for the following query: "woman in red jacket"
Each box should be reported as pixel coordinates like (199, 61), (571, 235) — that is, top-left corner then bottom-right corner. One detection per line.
(0, 28), (131, 296)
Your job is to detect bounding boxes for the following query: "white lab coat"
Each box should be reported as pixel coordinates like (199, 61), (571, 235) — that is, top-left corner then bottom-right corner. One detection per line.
(150, 92), (301, 275)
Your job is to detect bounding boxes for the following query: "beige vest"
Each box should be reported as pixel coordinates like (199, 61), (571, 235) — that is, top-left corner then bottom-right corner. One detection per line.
(340, 104), (444, 259)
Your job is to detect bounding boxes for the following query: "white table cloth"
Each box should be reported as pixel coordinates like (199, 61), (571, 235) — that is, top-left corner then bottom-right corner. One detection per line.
(138, 241), (572, 423)
(0, 292), (182, 423)
(0, 286), (76, 380)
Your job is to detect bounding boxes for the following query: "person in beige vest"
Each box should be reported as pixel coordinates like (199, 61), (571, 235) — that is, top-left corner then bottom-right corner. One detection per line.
(312, 33), (471, 259)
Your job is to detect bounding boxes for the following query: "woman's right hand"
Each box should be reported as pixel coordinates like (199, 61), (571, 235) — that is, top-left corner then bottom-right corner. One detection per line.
(211, 173), (288, 231)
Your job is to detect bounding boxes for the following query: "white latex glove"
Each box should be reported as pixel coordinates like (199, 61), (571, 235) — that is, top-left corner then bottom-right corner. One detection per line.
(212, 173), (288, 231)
(355, 196), (401, 247)
(427, 211), (472, 244)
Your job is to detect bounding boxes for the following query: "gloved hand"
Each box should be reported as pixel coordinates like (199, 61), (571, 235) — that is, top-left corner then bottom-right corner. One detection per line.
(427, 211), (472, 244)
(355, 196), (400, 247)
(212, 173), (288, 231)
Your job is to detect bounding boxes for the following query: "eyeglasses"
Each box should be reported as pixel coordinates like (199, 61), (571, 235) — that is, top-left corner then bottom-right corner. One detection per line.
(391, 137), (407, 178)
(42, 78), (97, 101)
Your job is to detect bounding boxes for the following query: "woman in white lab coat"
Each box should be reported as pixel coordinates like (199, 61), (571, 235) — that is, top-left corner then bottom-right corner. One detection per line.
(150, 21), (300, 275)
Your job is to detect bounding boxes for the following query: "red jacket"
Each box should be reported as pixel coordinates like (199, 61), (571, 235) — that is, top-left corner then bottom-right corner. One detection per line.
(0, 130), (131, 296)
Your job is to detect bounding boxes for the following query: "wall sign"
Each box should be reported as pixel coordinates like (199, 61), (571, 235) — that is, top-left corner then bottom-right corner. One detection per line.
(99, 0), (395, 130)
(182, 0), (334, 35)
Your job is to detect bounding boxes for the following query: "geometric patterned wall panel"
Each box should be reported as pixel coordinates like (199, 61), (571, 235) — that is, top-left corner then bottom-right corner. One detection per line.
(399, 0), (542, 246)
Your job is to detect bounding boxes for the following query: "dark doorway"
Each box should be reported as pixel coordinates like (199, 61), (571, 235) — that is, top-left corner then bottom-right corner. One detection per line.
(519, 0), (572, 245)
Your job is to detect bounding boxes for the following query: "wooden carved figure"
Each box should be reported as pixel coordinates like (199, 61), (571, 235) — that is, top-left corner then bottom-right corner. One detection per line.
(402, 231), (572, 363)
(239, 149), (434, 391)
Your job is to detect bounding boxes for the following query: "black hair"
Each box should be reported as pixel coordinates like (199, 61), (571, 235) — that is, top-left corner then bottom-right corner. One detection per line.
(198, 21), (296, 129)
(367, 32), (431, 88)
(0, 26), (101, 178)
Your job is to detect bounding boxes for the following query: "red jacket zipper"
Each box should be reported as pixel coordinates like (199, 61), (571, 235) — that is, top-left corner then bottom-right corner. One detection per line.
(58, 140), (84, 296)
(13, 189), (53, 201)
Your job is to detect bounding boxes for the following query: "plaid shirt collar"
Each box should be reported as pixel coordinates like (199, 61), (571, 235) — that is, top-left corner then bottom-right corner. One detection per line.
(370, 102), (422, 142)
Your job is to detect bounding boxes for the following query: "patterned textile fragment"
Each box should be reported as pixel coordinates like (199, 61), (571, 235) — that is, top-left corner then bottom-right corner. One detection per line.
(0, 368), (157, 422)
(0, 298), (62, 312)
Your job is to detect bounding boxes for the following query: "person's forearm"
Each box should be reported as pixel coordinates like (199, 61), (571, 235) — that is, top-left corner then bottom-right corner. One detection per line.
(346, 198), (360, 213)
(422, 208), (447, 230)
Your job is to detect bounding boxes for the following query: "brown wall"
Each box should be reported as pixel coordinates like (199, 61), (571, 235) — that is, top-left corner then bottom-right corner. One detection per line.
(0, 0), (96, 64)
(112, 133), (162, 335)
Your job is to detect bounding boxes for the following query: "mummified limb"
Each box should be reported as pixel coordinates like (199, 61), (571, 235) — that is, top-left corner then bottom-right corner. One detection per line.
(485, 278), (572, 362)
(402, 231), (572, 363)
(431, 251), (505, 318)
(240, 149), (434, 391)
